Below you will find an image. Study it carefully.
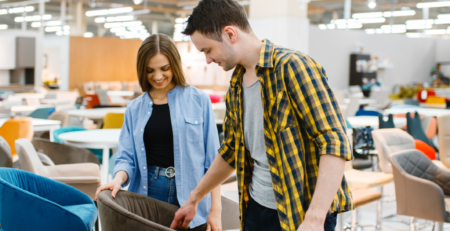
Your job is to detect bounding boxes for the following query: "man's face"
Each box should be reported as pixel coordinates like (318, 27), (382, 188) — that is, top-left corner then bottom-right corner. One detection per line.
(190, 31), (237, 71)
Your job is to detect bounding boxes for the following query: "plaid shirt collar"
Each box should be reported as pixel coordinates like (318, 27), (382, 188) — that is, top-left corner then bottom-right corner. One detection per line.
(230, 39), (275, 88)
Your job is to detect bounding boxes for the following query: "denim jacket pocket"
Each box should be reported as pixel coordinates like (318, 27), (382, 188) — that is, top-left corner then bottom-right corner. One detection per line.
(185, 117), (204, 142)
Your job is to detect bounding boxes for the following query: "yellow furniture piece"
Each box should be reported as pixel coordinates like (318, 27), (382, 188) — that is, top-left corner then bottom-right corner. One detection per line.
(103, 113), (125, 129)
(0, 117), (33, 155)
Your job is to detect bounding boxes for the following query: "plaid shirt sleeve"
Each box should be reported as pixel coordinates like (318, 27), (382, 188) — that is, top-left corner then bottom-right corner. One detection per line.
(283, 56), (353, 161)
(218, 87), (237, 168)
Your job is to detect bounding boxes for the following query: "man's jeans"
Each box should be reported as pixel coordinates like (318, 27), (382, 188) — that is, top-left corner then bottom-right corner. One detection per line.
(244, 195), (338, 231)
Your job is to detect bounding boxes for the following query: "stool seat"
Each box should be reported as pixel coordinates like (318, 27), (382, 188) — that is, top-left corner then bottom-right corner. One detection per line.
(352, 189), (382, 208)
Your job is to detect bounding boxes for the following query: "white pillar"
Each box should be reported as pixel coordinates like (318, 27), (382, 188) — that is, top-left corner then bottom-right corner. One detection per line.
(152, 21), (158, 35)
(69, 1), (86, 36)
(35, 0), (45, 87)
(248, 0), (310, 54)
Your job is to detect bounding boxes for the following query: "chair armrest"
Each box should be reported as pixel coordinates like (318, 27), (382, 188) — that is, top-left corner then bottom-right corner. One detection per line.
(46, 163), (101, 178)
(50, 176), (100, 184)
(401, 172), (449, 222)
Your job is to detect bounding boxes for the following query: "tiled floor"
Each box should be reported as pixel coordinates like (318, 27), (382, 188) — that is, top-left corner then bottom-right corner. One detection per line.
(221, 181), (450, 231)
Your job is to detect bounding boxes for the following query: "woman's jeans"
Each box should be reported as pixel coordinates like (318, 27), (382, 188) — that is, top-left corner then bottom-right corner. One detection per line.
(147, 165), (180, 207)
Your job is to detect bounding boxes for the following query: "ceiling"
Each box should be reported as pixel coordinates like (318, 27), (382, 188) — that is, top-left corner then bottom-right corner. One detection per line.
(0, 0), (448, 38)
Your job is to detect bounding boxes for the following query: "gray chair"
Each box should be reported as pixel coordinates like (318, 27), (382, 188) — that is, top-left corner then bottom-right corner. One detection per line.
(98, 190), (240, 231)
(0, 135), (12, 168)
(389, 149), (450, 231)
(32, 137), (100, 165)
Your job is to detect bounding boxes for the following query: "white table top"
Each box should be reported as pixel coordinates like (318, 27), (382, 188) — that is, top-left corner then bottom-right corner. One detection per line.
(383, 108), (450, 117)
(343, 98), (377, 105)
(66, 107), (127, 120)
(59, 129), (121, 144)
(10, 105), (51, 113)
(346, 116), (406, 129)
(0, 118), (61, 127)
(106, 91), (134, 97)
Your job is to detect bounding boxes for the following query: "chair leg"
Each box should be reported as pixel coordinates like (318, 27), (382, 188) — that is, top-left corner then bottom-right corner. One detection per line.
(336, 213), (344, 231)
(410, 217), (416, 231)
(435, 222), (444, 231)
(375, 186), (383, 231)
(351, 209), (357, 231)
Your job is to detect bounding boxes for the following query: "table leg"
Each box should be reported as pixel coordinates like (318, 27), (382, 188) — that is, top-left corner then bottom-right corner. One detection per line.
(101, 147), (109, 184)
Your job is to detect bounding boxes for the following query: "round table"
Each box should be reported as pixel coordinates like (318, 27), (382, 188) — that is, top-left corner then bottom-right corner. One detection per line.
(66, 107), (127, 120)
(59, 129), (121, 183)
(346, 116), (407, 129)
(383, 108), (450, 117)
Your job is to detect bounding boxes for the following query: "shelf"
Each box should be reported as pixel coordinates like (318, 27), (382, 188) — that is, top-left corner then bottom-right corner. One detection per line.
(377, 63), (395, 69)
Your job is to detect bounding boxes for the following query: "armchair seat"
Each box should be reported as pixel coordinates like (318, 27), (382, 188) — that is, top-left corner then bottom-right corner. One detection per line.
(345, 169), (393, 190)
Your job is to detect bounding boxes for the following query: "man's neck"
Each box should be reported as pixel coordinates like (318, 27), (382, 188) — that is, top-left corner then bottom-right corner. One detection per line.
(237, 34), (263, 71)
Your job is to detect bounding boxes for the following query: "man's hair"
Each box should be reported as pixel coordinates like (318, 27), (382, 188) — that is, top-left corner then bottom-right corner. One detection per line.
(182, 0), (251, 41)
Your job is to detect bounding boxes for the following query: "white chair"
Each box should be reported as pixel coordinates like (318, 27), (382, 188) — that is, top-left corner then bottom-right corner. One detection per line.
(436, 114), (450, 170)
(345, 95), (362, 117)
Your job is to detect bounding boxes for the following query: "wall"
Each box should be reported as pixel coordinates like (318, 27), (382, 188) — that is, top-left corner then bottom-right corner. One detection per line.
(43, 35), (70, 90)
(435, 38), (450, 63)
(68, 36), (142, 90)
(309, 25), (437, 91)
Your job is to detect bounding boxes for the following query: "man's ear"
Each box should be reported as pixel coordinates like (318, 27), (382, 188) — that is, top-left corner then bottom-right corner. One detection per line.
(223, 26), (238, 44)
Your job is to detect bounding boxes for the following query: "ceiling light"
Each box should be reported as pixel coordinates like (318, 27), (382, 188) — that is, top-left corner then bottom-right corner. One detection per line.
(435, 19), (450, 24)
(0, 24), (7, 30)
(353, 12), (383, 18)
(365, 29), (376, 34)
(95, 17), (106, 23)
(14, 14), (52, 22)
(106, 15), (134, 22)
(406, 33), (426, 38)
(104, 20), (142, 28)
(383, 10), (416, 17)
(327, 24), (336, 29)
(406, 20), (433, 29)
(86, 7), (133, 17)
(337, 23), (363, 29)
(45, 26), (61, 32)
(31, 22), (41, 27)
(133, 0), (143, 5)
(46, 21), (61, 26)
(84, 32), (94, 37)
(318, 24), (327, 30)
(56, 31), (63, 36)
(358, 17), (386, 23)
(368, 0), (376, 9)
(438, 14), (450, 20)
(425, 29), (448, 35)
(417, 1), (450, 8)
(380, 25), (407, 33)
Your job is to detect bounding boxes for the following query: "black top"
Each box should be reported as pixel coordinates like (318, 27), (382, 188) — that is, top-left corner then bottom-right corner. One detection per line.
(144, 103), (175, 168)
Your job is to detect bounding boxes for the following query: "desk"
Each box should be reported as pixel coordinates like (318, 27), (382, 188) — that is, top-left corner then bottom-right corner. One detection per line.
(59, 129), (121, 183)
(383, 108), (450, 117)
(66, 108), (127, 120)
(0, 118), (61, 141)
(346, 116), (407, 129)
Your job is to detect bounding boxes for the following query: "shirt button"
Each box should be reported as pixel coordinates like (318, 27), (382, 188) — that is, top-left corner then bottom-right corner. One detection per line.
(195, 121), (198, 124)
(141, 148), (144, 151)
(239, 167), (243, 171)
(141, 129), (143, 131)
(148, 112), (150, 114)
(143, 186), (146, 189)
(143, 167), (146, 170)
(150, 102), (152, 105)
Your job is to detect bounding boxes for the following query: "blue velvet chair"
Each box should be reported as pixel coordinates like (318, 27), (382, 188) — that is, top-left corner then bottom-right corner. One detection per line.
(0, 168), (98, 231)
(355, 109), (381, 117)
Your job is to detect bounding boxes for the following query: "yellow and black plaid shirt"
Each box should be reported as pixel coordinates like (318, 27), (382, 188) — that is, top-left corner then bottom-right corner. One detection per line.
(218, 39), (354, 231)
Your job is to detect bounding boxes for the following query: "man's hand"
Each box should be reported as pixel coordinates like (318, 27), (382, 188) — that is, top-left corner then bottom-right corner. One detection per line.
(206, 209), (222, 231)
(170, 198), (198, 230)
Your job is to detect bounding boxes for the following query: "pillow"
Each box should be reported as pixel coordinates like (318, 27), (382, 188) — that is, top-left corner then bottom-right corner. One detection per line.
(414, 139), (436, 160)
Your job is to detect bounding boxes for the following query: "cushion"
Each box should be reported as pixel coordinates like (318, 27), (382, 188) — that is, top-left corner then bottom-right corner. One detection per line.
(415, 139), (436, 160)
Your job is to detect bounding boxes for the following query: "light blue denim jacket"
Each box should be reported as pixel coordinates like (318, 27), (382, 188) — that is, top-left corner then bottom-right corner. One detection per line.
(113, 85), (220, 228)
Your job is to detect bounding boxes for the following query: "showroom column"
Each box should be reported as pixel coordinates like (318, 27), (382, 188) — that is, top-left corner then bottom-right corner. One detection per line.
(248, 0), (310, 54)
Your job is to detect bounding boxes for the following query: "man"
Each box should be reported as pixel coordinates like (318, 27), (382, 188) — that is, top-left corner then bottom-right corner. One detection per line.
(171, 0), (354, 230)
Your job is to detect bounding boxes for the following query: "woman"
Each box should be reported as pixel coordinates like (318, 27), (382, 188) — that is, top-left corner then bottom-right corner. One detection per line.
(94, 34), (221, 231)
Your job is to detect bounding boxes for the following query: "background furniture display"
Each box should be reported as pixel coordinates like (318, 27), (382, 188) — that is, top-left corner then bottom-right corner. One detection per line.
(0, 168), (98, 231)
(0, 136), (12, 168)
(436, 114), (450, 170)
(349, 54), (377, 90)
(389, 150), (450, 231)
(15, 138), (101, 199)
(0, 117), (33, 155)
(102, 112), (125, 129)
(32, 138), (100, 165)
(406, 112), (437, 151)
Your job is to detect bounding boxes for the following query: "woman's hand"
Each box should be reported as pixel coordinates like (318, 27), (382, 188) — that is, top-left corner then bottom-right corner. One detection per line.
(94, 171), (128, 201)
(206, 209), (222, 231)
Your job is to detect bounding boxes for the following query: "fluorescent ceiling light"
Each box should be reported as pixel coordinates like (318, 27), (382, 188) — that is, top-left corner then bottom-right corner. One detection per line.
(104, 20), (142, 28)
(327, 24), (336, 29)
(133, 0), (143, 4)
(337, 23), (363, 29)
(417, 1), (450, 8)
(406, 33), (425, 38)
(365, 29), (376, 34)
(0, 24), (7, 30)
(425, 29), (448, 34)
(406, 23), (433, 29)
(0, 9), (6, 14)
(380, 25), (407, 33)
(84, 32), (94, 37)
(31, 22), (41, 27)
(110, 27), (126, 32)
(45, 26), (61, 32)
(86, 7), (133, 17)
(406, 19), (434, 25)
(56, 31), (63, 36)
(46, 20), (61, 26)
(368, 0), (376, 9)
(353, 12), (383, 18)
(358, 17), (386, 23)
(384, 10), (416, 17)
(435, 19), (450, 24)
(106, 15), (134, 22)
(331, 19), (357, 25)
(95, 17), (106, 23)
(318, 24), (327, 30)
(14, 14), (51, 22)
(438, 14), (450, 19)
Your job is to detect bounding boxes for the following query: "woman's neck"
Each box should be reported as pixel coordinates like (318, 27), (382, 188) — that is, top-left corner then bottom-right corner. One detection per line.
(148, 82), (176, 104)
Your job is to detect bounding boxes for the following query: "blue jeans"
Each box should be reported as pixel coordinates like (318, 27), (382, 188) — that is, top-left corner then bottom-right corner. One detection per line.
(244, 195), (338, 231)
(147, 165), (180, 207)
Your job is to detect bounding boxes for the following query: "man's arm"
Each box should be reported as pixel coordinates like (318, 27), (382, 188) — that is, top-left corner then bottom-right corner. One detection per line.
(170, 154), (235, 229)
(298, 155), (346, 230)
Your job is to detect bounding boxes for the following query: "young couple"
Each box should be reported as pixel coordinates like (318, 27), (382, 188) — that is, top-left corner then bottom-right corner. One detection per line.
(95, 0), (354, 231)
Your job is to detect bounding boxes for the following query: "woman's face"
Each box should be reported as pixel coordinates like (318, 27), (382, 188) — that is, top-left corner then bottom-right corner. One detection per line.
(147, 53), (175, 91)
